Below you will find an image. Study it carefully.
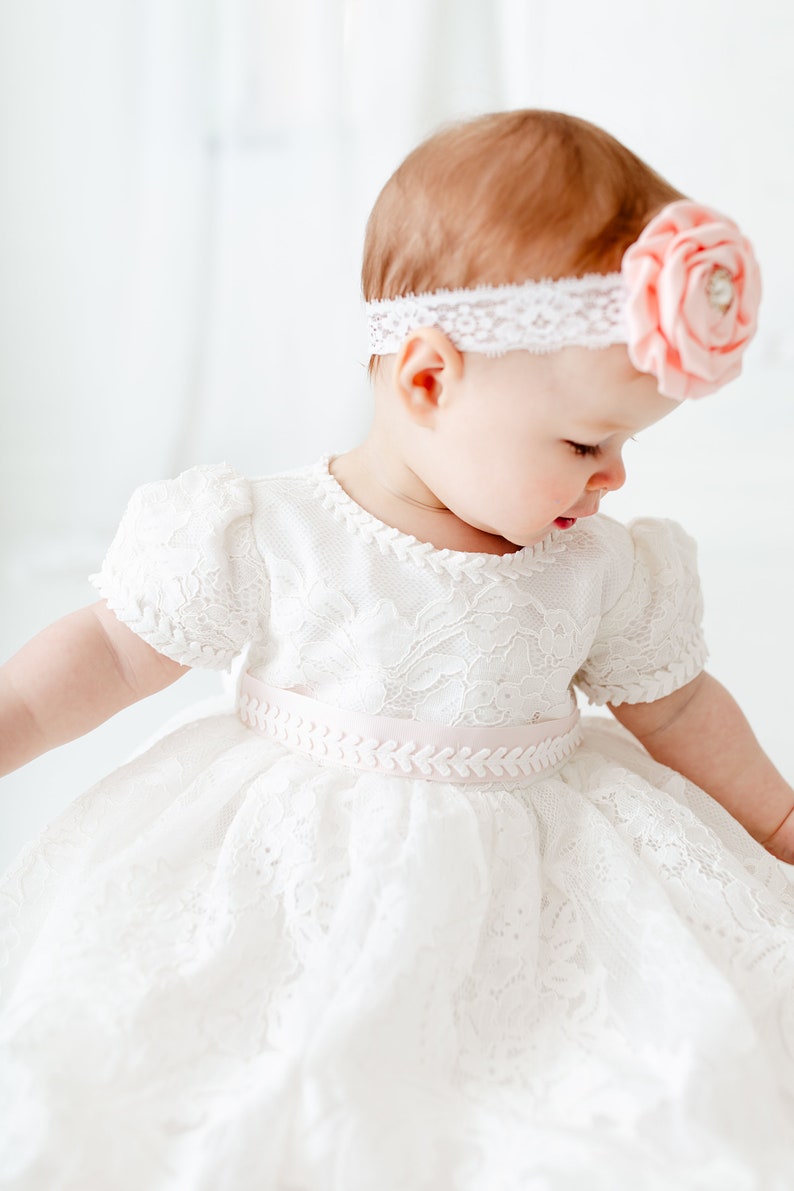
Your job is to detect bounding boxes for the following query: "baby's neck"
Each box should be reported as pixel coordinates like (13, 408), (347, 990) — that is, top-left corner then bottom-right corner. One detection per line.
(329, 448), (521, 556)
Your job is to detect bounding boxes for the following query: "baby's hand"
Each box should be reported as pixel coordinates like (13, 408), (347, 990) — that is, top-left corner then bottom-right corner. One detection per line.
(760, 806), (794, 865)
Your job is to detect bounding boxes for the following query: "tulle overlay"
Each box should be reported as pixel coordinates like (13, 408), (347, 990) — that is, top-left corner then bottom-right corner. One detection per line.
(2, 460), (794, 1189)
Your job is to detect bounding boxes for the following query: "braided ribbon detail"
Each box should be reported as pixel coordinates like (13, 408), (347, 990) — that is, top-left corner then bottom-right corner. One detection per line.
(238, 673), (582, 783)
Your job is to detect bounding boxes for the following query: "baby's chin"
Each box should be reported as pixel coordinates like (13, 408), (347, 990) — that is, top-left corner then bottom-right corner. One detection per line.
(499, 522), (562, 549)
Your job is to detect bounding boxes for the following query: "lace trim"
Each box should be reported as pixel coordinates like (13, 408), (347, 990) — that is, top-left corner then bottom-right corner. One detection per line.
(577, 635), (709, 707)
(366, 275), (628, 356)
(314, 459), (567, 581)
(89, 575), (235, 670)
(238, 675), (583, 782)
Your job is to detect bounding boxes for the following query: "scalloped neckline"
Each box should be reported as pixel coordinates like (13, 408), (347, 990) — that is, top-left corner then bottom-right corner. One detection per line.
(315, 456), (564, 577)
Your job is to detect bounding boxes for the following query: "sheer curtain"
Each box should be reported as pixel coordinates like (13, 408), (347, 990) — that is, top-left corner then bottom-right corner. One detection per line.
(0, 0), (538, 545)
(1, 0), (792, 868)
(0, 0), (543, 863)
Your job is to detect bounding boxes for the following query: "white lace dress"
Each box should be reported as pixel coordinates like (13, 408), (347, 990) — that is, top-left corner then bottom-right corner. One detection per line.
(2, 457), (794, 1191)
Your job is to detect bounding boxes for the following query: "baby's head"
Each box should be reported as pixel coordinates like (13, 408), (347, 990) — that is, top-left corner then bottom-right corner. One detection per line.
(355, 111), (761, 550)
(363, 109), (760, 402)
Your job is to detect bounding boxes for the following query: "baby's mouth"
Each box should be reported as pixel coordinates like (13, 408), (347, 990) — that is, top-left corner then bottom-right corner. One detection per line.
(556, 498), (602, 529)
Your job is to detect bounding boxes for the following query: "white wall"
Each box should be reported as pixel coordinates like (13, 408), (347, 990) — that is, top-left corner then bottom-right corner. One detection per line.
(2, 0), (793, 870)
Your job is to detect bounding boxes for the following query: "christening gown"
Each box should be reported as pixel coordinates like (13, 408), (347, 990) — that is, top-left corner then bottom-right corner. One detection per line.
(2, 457), (794, 1191)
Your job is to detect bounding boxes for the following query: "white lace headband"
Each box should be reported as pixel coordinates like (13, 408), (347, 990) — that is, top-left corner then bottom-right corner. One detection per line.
(365, 200), (762, 401)
(367, 274), (628, 356)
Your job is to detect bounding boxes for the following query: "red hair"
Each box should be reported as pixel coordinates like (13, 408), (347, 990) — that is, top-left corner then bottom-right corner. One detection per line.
(362, 110), (684, 304)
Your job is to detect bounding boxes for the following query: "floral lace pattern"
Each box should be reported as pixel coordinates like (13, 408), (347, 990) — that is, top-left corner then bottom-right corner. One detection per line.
(3, 459), (793, 1189)
(366, 275), (628, 356)
(574, 517), (708, 705)
(90, 463), (270, 670)
(90, 460), (706, 725)
(2, 717), (794, 1188)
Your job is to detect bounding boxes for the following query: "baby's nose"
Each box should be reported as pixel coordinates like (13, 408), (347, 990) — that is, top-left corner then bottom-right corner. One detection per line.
(588, 456), (626, 493)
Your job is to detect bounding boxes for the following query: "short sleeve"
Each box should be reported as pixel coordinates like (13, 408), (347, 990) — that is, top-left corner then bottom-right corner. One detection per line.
(90, 464), (269, 670)
(574, 518), (708, 706)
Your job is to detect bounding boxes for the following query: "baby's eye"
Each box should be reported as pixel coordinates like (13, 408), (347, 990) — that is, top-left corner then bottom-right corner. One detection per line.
(566, 441), (601, 458)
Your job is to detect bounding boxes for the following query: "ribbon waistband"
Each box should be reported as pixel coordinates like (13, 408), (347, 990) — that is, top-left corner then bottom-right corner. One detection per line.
(237, 673), (581, 783)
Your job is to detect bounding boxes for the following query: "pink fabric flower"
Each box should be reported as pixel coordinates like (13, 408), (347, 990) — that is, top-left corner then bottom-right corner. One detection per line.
(621, 200), (762, 400)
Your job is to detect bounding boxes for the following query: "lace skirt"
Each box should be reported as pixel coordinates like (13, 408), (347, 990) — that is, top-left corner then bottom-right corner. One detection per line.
(1, 713), (794, 1190)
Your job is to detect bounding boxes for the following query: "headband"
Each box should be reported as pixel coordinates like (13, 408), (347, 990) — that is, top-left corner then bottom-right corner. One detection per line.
(365, 200), (762, 400)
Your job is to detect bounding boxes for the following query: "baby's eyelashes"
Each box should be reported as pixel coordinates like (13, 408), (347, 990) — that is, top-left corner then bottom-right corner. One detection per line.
(566, 434), (639, 459)
(566, 441), (602, 458)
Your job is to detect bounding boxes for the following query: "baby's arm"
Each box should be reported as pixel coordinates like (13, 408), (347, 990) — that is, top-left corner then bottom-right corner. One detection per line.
(0, 602), (187, 777)
(610, 672), (794, 862)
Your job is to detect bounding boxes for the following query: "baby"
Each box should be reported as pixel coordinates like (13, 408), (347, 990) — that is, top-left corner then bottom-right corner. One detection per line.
(1, 110), (793, 1189)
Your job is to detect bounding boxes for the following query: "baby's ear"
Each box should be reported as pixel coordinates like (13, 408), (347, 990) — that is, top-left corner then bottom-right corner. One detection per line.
(393, 327), (463, 424)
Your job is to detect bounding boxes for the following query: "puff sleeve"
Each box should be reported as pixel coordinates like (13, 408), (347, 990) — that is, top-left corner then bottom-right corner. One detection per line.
(90, 464), (269, 670)
(574, 518), (708, 706)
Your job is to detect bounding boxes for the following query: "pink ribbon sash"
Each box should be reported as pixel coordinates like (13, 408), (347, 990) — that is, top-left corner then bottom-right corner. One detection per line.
(237, 673), (582, 783)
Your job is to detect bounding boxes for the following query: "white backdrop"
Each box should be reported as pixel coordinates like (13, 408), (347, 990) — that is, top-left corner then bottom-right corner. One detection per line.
(1, 0), (793, 870)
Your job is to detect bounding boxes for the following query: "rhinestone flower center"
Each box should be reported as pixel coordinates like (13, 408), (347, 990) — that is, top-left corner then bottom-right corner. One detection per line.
(707, 266), (735, 314)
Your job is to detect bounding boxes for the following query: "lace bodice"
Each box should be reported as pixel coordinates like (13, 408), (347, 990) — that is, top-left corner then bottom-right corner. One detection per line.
(91, 458), (707, 726)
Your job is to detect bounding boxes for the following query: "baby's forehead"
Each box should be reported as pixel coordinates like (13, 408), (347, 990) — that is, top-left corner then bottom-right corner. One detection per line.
(513, 345), (678, 431)
(564, 377), (677, 435)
